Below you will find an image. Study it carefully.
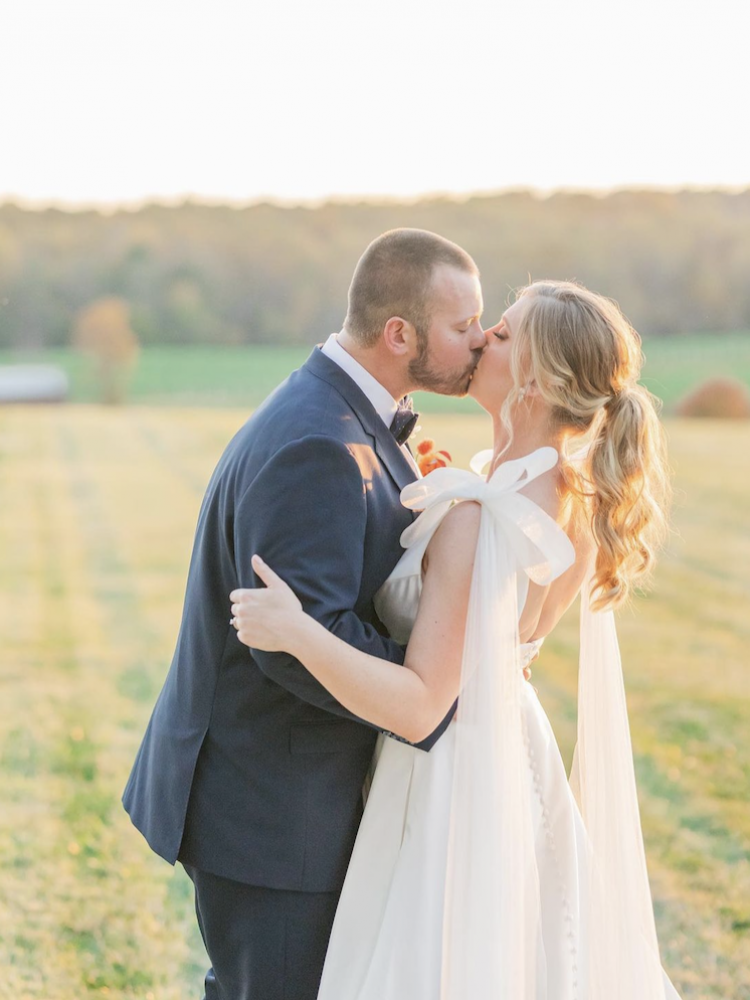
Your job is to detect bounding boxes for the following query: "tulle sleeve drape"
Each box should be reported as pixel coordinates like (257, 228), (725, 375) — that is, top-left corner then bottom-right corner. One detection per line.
(399, 447), (679, 1000)
(571, 574), (681, 998)
(401, 447), (574, 998)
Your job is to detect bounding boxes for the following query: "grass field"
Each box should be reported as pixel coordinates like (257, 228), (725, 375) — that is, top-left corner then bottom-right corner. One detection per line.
(1, 406), (749, 999)
(1, 330), (749, 413)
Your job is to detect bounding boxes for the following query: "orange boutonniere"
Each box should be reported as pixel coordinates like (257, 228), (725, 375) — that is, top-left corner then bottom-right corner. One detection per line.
(415, 438), (453, 476)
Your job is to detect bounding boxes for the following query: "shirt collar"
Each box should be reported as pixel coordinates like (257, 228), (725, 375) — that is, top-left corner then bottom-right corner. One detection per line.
(320, 332), (400, 428)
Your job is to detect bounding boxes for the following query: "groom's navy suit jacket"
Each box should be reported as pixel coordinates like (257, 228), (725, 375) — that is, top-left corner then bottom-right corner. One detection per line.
(122, 347), (453, 893)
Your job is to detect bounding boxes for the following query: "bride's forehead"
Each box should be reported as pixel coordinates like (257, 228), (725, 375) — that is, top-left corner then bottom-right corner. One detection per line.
(502, 297), (531, 332)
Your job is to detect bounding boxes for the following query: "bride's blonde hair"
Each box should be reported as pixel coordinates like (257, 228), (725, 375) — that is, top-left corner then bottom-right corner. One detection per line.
(503, 279), (671, 611)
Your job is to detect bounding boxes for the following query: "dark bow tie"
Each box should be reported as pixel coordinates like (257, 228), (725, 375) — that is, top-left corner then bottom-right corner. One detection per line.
(390, 396), (420, 446)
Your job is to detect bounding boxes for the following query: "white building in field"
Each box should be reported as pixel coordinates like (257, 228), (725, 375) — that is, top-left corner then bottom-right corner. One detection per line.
(0, 365), (69, 403)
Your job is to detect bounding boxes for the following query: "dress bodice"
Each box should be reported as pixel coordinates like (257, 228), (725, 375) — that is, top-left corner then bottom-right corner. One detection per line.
(374, 446), (576, 658)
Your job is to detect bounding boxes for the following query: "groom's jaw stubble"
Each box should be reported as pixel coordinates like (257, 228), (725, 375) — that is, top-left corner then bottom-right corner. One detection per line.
(408, 344), (485, 397)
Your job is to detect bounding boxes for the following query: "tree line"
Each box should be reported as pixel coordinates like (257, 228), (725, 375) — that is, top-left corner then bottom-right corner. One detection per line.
(1, 189), (749, 351)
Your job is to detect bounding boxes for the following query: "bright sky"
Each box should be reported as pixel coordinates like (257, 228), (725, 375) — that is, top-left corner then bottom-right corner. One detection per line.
(3, 0), (748, 207)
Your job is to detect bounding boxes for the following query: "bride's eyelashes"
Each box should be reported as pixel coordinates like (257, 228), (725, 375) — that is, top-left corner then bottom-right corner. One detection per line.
(485, 319), (508, 341)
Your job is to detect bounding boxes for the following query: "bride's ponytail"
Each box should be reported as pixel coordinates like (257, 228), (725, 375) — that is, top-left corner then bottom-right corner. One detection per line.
(511, 280), (671, 611)
(588, 382), (670, 609)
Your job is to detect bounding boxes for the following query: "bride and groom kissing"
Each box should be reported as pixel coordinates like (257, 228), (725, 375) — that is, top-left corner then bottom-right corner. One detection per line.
(123, 229), (683, 999)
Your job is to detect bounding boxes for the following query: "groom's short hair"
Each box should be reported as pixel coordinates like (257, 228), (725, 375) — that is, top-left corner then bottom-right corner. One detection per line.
(344, 229), (478, 347)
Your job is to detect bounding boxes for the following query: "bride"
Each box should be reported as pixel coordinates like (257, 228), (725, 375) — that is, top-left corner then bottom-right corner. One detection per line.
(230, 280), (683, 999)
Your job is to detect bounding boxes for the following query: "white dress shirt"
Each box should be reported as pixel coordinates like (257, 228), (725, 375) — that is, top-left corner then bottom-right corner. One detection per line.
(320, 332), (421, 477)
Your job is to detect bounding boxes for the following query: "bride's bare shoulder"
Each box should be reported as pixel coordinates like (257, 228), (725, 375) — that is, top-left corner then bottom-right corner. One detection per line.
(518, 461), (591, 555)
(422, 500), (481, 575)
(519, 464), (565, 523)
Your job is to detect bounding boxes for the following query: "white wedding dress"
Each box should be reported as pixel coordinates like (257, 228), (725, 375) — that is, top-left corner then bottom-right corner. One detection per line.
(317, 448), (683, 1000)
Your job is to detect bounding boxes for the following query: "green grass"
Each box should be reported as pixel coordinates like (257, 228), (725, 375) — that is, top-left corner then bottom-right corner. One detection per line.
(1, 330), (748, 413)
(639, 331), (750, 407)
(0, 408), (748, 998)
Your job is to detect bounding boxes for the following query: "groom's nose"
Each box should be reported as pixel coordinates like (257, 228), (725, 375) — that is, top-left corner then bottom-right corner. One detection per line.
(469, 325), (487, 352)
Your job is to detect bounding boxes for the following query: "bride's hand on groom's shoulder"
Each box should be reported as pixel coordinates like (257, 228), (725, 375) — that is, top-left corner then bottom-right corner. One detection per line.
(230, 555), (303, 653)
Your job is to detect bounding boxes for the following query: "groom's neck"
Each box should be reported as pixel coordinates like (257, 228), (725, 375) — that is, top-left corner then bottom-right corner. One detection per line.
(336, 330), (412, 401)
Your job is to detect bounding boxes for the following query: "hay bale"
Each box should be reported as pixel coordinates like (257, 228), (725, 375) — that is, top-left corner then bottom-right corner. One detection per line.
(674, 377), (750, 419)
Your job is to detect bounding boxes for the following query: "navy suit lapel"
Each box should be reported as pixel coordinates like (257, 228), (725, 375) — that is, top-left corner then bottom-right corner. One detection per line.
(303, 347), (418, 495)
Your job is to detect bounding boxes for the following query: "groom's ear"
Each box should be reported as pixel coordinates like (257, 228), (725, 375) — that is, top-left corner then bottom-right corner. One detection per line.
(383, 316), (417, 357)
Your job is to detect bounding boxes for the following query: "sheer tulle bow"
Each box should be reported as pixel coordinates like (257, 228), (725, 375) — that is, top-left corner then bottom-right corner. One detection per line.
(400, 446), (575, 587)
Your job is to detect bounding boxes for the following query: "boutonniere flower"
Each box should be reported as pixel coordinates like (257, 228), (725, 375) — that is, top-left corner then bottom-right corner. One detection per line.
(415, 438), (453, 476)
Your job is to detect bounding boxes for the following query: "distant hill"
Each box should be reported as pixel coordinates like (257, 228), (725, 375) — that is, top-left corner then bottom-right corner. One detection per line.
(1, 189), (749, 350)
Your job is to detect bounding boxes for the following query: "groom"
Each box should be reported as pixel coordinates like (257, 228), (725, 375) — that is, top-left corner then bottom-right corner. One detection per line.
(122, 228), (487, 999)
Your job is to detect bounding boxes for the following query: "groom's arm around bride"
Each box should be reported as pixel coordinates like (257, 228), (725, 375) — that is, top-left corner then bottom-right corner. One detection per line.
(232, 431), (426, 726)
(123, 347), (451, 894)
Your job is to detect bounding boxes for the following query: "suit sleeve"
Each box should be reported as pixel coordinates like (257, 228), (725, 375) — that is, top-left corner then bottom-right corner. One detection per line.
(233, 434), (452, 751)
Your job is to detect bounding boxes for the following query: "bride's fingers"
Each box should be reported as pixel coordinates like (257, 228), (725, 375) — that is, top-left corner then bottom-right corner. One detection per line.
(229, 585), (281, 612)
(231, 596), (267, 614)
(237, 592), (287, 625)
(251, 554), (289, 591)
(230, 560), (289, 612)
(229, 587), (253, 603)
(235, 594), (270, 617)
